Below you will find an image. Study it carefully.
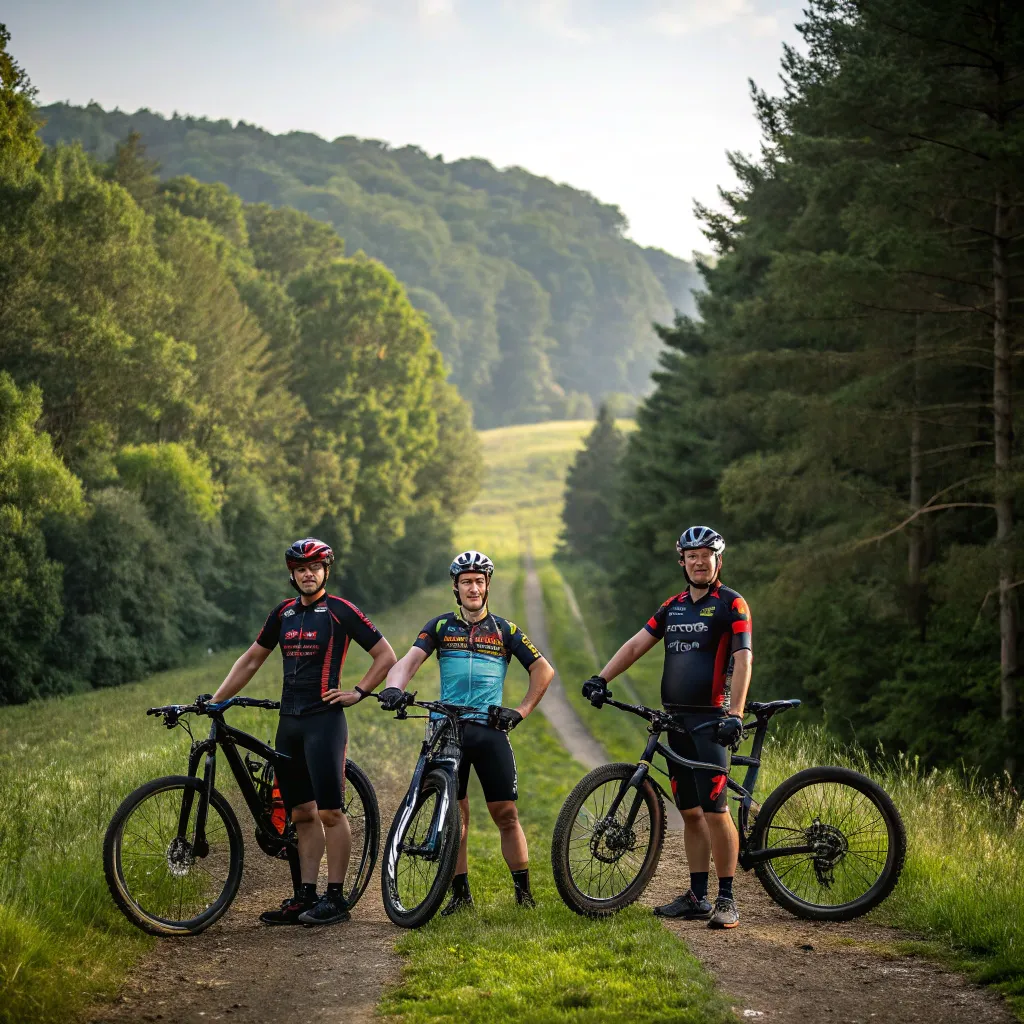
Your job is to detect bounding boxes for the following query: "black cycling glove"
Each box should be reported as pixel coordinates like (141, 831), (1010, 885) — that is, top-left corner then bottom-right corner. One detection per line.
(488, 706), (524, 733)
(378, 686), (407, 711)
(714, 715), (744, 749)
(581, 675), (609, 706)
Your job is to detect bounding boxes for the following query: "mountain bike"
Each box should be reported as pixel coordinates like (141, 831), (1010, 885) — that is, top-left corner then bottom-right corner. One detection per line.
(552, 695), (906, 921)
(104, 694), (380, 936)
(376, 691), (482, 928)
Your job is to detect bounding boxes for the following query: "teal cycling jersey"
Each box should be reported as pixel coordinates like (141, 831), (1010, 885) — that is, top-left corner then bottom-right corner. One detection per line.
(413, 611), (543, 721)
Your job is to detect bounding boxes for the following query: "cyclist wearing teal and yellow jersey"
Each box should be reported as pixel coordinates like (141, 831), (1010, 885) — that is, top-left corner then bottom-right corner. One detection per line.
(379, 551), (554, 913)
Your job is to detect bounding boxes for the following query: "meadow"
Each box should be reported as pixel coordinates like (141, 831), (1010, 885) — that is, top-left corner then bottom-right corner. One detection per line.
(4, 417), (1024, 1022)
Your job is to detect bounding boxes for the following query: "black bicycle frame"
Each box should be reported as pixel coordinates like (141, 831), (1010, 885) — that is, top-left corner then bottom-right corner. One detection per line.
(599, 698), (817, 872)
(177, 715), (303, 890)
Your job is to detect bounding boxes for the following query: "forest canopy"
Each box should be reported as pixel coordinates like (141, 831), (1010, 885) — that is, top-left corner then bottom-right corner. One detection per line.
(38, 103), (700, 428)
(0, 28), (479, 703)
(563, 0), (1024, 778)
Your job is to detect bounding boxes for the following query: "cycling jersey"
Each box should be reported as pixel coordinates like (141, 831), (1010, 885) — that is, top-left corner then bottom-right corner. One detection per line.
(643, 582), (752, 709)
(413, 611), (542, 722)
(256, 593), (383, 715)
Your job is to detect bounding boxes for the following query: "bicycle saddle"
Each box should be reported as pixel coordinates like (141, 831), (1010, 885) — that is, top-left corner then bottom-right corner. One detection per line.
(747, 699), (801, 719)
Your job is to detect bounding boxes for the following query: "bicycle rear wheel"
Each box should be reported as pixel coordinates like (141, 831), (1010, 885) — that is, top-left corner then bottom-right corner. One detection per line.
(750, 765), (906, 921)
(381, 768), (460, 928)
(551, 763), (665, 917)
(104, 775), (244, 936)
(341, 759), (380, 910)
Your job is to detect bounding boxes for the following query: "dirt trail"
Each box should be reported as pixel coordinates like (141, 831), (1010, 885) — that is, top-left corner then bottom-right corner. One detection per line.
(522, 542), (1013, 1024)
(92, 779), (406, 1024)
(647, 836), (1013, 1024)
(521, 540), (610, 771)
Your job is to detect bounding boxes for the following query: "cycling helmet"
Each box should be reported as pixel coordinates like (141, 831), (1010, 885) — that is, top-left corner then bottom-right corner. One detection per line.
(449, 550), (494, 580)
(286, 538), (334, 592)
(676, 526), (725, 586)
(675, 526), (725, 558)
(450, 550), (494, 607)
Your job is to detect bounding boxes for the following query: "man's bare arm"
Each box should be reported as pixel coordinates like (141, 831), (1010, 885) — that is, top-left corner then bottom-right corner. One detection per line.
(599, 629), (660, 682)
(383, 645), (431, 691)
(728, 649), (753, 717)
(515, 657), (554, 718)
(323, 637), (398, 705)
(212, 643), (273, 702)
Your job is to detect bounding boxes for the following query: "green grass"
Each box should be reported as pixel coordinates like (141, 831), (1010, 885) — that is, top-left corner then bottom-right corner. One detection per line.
(376, 424), (731, 1024)
(379, 572), (729, 1024)
(563, 557), (1024, 1017)
(0, 589), (435, 1024)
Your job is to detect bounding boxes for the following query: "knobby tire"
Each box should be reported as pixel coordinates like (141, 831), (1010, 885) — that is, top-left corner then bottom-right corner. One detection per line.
(551, 762), (666, 917)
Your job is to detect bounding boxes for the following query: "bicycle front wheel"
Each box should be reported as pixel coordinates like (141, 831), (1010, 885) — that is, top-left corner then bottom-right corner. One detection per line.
(750, 766), (906, 921)
(381, 768), (460, 928)
(341, 759), (380, 911)
(104, 775), (244, 936)
(551, 762), (665, 917)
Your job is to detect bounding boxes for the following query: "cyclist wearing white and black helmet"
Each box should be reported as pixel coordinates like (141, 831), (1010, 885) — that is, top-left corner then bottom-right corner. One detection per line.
(212, 537), (397, 927)
(379, 550), (554, 913)
(583, 526), (752, 930)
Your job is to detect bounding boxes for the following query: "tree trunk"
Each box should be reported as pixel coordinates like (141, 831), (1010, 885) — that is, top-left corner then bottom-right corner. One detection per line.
(993, 187), (1018, 776)
(908, 316), (926, 638)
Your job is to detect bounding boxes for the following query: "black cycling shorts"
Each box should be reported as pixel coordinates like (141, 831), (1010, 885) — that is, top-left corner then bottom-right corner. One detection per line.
(457, 722), (518, 803)
(275, 707), (348, 811)
(666, 711), (729, 813)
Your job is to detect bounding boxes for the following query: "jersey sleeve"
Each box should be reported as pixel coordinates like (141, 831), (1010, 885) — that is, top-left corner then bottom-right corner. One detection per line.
(255, 601), (289, 650)
(644, 600), (671, 640)
(413, 615), (443, 655)
(729, 594), (752, 653)
(503, 620), (543, 669)
(331, 597), (385, 652)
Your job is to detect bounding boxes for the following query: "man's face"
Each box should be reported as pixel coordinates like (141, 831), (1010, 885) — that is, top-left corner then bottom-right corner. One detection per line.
(456, 572), (488, 611)
(681, 547), (717, 587)
(293, 561), (326, 595)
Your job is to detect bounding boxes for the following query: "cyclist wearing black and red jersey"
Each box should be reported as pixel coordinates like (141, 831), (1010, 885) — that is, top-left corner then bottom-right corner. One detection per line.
(378, 551), (554, 914)
(583, 526), (752, 930)
(211, 538), (396, 927)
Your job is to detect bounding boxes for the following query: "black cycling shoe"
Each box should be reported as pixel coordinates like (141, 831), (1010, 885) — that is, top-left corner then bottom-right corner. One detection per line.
(298, 894), (351, 927)
(440, 893), (475, 917)
(259, 893), (319, 926)
(707, 895), (740, 929)
(653, 890), (713, 920)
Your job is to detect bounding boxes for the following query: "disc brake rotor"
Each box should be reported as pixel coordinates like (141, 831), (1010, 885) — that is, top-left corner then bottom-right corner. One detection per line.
(589, 817), (637, 864)
(166, 836), (196, 878)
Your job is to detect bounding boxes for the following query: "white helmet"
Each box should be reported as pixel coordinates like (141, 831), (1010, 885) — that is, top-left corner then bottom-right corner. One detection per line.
(449, 550), (494, 580)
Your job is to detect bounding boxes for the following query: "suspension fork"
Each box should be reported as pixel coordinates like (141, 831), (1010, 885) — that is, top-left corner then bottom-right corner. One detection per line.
(176, 721), (218, 857)
(606, 733), (661, 833)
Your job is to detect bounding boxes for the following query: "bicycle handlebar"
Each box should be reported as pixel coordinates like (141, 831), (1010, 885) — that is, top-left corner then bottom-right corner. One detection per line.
(372, 690), (479, 721)
(147, 694), (280, 726)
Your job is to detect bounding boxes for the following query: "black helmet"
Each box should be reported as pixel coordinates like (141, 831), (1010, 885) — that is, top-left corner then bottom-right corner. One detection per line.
(675, 526), (725, 558)
(286, 538), (334, 593)
(449, 550), (494, 580)
(286, 537), (335, 569)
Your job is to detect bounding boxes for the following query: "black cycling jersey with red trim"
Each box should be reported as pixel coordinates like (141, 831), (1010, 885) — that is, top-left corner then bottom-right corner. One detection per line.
(643, 582), (752, 709)
(256, 593), (383, 716)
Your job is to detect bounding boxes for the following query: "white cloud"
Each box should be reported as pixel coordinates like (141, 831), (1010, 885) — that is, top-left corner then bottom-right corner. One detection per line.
(277, 0), (457, 32)
(647, 0), (777, 37)
(514, 0), (593, 42)
(514, 0), (777, 41)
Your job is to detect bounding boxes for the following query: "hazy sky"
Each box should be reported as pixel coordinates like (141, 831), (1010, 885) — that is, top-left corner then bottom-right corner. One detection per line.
(5, 0), (807, 258)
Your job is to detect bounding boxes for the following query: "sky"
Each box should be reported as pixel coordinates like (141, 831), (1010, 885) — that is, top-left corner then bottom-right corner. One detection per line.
(5, 0), (807, 259)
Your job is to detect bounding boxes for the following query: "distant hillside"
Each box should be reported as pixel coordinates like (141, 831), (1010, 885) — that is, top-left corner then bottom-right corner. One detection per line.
(39, 102), (699, 426)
